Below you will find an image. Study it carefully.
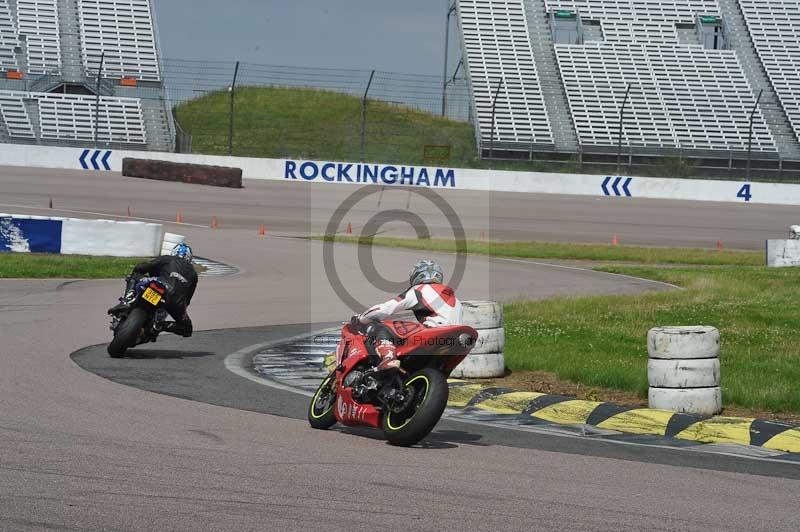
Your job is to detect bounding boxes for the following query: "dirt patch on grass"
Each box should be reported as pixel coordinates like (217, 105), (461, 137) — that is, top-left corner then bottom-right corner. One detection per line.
(473, 370), (800, 426)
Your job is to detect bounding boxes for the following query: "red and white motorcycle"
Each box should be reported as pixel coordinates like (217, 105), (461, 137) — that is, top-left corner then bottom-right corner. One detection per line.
(308, 319), (478, 446)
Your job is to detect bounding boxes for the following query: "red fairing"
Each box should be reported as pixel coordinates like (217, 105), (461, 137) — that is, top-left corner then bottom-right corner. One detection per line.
(334, 387), (381, 427)
(329, 321), (478, 428)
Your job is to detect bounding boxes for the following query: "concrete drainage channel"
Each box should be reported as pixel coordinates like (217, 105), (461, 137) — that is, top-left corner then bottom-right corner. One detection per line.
(251, 329), (800, 461)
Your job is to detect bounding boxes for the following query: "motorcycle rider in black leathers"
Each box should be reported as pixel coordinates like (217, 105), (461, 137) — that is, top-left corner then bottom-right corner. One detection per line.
(115, 243), (198, 337)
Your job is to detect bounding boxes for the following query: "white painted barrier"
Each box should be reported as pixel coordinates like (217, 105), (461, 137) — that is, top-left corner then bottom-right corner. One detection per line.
(767, 240), (800, 267)
(647, 326), (722, 416)
(62, 218), (163, 257)
(0, 213), (163, 257)
(3, 143), (800, 206)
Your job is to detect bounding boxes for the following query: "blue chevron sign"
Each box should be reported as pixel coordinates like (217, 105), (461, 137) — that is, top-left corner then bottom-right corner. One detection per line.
(79, 149), (112, 171)
(602, 176), (633, 197)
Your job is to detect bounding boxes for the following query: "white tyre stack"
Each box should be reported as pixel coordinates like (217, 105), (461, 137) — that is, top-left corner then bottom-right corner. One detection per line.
(647, 326), (721, 416)
(451, 301), (505, 378)
(161, 232), (186, 256)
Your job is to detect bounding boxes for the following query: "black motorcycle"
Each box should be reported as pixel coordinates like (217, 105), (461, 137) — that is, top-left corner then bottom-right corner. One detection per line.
(107, 276), (173, 358)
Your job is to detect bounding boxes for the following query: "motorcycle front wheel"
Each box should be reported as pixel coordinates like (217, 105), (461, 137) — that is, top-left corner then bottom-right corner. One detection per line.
(382, 367), (448, 447)
(107, 307), (147, 358)
(308, 372), (337, 430)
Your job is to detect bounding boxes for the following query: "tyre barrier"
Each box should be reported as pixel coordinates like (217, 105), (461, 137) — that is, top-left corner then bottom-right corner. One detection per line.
(451, 301), (505, 379)
(647, 326), (722, 416)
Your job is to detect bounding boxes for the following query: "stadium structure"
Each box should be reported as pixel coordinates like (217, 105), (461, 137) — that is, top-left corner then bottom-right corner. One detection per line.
(455, 0), (800, 174)
(0, 0), (171, 152)
(0, 0), (798, 177)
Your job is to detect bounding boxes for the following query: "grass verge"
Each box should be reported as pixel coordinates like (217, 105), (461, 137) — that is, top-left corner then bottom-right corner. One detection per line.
(0, 254), (207, 279)
(317, 235), (763, 266)
(0, 254), (145, 279)
(321, 236), (797, 416)
(506, 265), (800, 415)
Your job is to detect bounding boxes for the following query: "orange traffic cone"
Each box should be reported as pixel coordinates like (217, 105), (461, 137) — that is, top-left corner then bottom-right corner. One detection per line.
(612, 234), (619, 246)
(176, 211), (183, 223)
(210, 216), (219, 229)
(716, 239), (723, 251)
(346, 222), (353, 235)
(259, 224), (266, 236)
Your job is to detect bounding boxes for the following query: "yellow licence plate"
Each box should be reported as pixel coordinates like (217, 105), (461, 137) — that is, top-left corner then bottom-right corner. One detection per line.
(142, 287), (162, 306)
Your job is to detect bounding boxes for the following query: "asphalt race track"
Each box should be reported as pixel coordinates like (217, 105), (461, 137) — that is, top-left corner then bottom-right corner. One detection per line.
(2, 166), (799, 531)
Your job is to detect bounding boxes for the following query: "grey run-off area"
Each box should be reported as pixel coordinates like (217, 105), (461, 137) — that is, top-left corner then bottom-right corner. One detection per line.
(1, 166), (799, 531)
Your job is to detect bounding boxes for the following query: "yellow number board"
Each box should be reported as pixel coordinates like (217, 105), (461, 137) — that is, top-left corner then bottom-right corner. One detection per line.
(142, 287), (162, 306)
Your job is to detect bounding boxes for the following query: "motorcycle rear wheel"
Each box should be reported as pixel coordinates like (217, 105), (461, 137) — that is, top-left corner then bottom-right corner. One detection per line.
(107, 307), (147, 358)
(382, 367), (448, 447)
(308, 372), (337, 429)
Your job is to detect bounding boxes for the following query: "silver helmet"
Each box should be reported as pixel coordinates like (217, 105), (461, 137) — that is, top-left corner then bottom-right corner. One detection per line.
(409, 260), (444, 286)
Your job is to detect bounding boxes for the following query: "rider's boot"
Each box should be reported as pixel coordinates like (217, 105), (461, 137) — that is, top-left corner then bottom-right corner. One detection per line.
(373, 340), (401, 374)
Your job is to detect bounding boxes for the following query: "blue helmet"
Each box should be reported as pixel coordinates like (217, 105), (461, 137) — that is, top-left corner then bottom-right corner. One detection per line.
(171, 243), (193, 262)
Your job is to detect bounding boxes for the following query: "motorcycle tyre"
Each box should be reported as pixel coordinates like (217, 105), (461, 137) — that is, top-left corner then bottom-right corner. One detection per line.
(382, 367), (448, 447)
(308, 372), (338, 430)
(107, 307), (147, 358)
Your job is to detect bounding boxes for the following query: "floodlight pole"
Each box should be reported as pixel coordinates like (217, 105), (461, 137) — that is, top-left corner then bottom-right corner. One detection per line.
(746, 88), (763, 180)
(489, 78), (503, 167)
(360, 70), (376, 162)
(94, 52), (105, 147)
(442, 1), (457, 116)
(617, 82), (632, 175)
(228, 60), (240, 156)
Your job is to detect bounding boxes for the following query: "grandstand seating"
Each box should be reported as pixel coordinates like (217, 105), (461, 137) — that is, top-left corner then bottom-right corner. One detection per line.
(0, 92), (35, 138)
(739, 0), (800, 144)
(37, 91), (146, 143)
(544, 0), (721, 24)
(17, 0), (61, 74)
(458, 0), (553, 148)
(0, 90), (146, 143)
(555, 42), (775, 151)
(78, 0), (161, 81)
(453, 0), (783, 155)
(0, 0), (18, 71)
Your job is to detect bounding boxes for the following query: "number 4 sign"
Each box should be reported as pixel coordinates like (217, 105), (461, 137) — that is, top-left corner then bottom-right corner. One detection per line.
(737, 184), (752, 202)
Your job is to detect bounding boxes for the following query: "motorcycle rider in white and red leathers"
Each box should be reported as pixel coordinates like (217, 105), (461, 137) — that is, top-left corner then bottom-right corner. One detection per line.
(353, 260), (462, 373)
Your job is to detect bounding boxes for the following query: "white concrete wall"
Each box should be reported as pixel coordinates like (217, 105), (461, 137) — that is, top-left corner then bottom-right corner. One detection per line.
(1, 213), (163, 257)
(61, 218), (163, 257)
(3, 143), (800, 206)
(767, 240), (800, 267)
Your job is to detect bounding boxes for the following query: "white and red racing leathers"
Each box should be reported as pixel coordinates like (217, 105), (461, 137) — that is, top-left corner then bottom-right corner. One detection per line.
(356, 283), (462, 371)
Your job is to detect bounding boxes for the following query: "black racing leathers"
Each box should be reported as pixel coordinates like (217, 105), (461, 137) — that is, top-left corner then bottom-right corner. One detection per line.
(131, 255), (198, 337)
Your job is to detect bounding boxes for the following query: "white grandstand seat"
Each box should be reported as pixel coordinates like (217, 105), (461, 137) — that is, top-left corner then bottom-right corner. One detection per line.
(0, 92), (36, 138)
(545, 0), (723, 43)
(458, 0), (553, 148)
(556, 43), (677, 148)
(78, 0), (161, 81)
(555, 42), (775, 151)
(16, 0), (61, 74)
(739, 0), (800, 144)
(35, 92), (146, 144)
(544, 0), (721, 24)
(0, 0), (19, 71)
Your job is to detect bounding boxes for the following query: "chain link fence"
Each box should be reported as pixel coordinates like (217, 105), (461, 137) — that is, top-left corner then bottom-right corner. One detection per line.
(162, 59), (475, 165)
